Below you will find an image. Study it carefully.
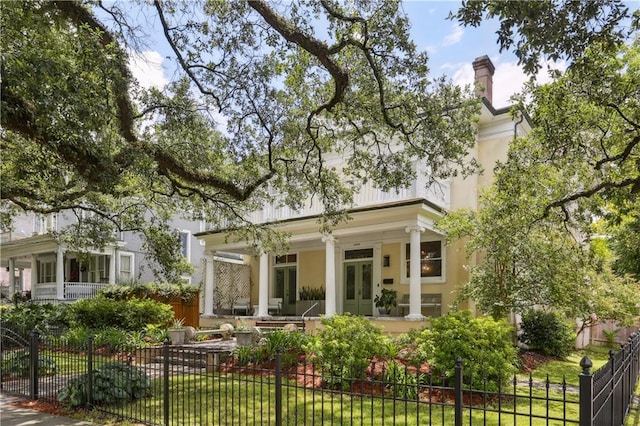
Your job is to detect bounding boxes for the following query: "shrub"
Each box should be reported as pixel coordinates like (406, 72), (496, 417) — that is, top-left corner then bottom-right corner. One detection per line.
(305, 314), (390, 388)
(415, 310), (517, 391)
(99, 282), (199, 302)
(519, 310), (575, 358)
(382, 360), (423, 399)
(60, 326), (148, 353)
(1, 352), (57, 378)
(0, 302), (70, 336)
(58, 362), (152, 407)
(67, 297), (173, 331)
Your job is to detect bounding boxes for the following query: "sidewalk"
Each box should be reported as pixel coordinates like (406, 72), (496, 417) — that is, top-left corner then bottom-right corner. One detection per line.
(0, 393), (96, 426)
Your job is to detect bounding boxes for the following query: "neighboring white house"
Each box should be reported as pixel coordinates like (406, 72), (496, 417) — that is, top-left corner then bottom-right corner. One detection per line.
(195, 56), (532, 320)
(0, 211), (204, 302)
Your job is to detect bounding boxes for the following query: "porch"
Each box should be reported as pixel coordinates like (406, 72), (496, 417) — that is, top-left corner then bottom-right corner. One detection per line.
(0, 233), (123, 302)
(198, 199), (457, 322)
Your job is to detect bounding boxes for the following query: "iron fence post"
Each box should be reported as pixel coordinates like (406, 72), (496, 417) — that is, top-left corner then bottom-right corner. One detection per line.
(454, 356), (463, 426)
(87, 336), (94, 409)
(163, 340), (170, 426)
(29, 330), (38, 400)
(579, 356), (593, 426)
(275, 348), (282, 426)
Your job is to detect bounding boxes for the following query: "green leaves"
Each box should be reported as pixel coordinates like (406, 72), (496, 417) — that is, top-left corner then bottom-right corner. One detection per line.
(2, 0), (480, 256)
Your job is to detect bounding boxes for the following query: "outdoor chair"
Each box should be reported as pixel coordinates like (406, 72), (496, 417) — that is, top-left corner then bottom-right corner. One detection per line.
(232, 298), (251, 315)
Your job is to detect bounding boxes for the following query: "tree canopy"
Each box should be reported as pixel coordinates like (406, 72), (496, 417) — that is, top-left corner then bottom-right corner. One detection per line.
(2, 0), (480, 274)
(2, 0), (638, 283)
(441, 3), (640, 324)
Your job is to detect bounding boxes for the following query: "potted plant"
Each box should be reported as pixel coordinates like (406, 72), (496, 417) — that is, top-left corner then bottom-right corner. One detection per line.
(168, 318), (186, 345)
(374, 288), (397, 316)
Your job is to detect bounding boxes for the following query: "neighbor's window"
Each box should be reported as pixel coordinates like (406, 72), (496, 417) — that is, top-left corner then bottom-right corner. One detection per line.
(405, 241), (442, 278)
(119, 253), (133, 281)
(179, 231), (190, 260)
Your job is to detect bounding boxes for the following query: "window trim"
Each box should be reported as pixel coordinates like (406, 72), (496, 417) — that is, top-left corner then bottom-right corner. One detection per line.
(119, 252), (134, 282)
(400, 238), (446, 284)
(179, 230), (191, 262)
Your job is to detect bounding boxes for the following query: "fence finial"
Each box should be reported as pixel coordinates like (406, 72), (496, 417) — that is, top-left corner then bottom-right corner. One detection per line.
(579, 355), (592, 373)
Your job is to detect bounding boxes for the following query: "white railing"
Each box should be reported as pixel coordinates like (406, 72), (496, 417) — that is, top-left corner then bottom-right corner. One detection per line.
(64, 282), (110, 300)
(31, 282), (111, 301)
(254, 179), (450, 224)
(207, 176), (451, 230)
(32, 282), (57, 300)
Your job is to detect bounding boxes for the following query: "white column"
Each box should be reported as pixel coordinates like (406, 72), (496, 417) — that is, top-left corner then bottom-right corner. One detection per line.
(322, 234), (337, 317)
(56, 247), (65, 300)
(7, 258), (15, 294)
(405, 225), (425, 319)
(18, 268), (24, 293)
(257, 252), (269, 317)
(109, 248), (116, 284)
(30, 255), (37, 297)
(204, 254), (216, 316)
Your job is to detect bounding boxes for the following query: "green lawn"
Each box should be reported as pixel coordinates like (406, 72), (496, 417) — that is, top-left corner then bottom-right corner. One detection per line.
(96, 373), (581, 425)
(52, 345), (634, 425)
(519, 345), (611, 387)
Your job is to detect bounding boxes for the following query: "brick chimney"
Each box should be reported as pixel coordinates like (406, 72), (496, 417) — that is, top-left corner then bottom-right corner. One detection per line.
(472, 55), (495, 104)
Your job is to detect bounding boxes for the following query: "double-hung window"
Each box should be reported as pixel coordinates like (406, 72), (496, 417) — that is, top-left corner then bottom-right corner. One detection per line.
(403, 240), (445, 283)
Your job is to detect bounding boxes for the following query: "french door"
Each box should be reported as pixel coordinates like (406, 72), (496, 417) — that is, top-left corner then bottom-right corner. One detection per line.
(343, 261), (373, 316)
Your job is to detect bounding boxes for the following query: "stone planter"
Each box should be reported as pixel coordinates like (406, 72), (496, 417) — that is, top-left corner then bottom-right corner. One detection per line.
(235, 331), (253, 346)
(169, 329), (186, 345)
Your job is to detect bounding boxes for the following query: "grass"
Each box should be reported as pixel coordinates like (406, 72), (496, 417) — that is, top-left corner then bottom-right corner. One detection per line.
(86, 372), (582, 425)
(519, 345), (611, 386)
(36, 345), (634, 425)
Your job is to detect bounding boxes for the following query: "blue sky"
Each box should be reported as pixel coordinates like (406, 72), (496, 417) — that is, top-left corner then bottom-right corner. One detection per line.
(126, 1), (560, 109)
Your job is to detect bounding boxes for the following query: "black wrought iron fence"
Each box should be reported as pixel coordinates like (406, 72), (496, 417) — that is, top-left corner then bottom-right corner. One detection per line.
(1, 328), (638, 426)
(580, 331), (640, 425)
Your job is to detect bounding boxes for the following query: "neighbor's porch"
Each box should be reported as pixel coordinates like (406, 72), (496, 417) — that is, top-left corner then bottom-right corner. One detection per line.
(1, 234), (121, 302)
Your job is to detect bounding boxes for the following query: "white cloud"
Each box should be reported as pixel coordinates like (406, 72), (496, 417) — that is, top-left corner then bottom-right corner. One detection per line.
(128, 50), (169, 90)
(450, 57), (568, 109)
(442, 24), (463, 46)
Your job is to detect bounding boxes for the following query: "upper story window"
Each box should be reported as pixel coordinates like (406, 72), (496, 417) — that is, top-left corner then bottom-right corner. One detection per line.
(179, 231), (190, 261)
(403, 240), (445, 283)
(34, 214), (57, 234)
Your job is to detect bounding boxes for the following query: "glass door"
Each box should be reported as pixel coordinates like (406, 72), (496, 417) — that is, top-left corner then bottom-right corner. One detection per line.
(343, 261), (373, 316)
(274, 266), (297, 315)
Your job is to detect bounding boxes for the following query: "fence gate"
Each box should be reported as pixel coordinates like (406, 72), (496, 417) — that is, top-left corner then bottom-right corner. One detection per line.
(0, 323), (32, 398)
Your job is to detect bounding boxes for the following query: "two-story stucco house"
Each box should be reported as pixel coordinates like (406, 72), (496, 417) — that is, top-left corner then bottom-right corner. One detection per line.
(0, 211), (204, 302)
(196, 56), (531, 324)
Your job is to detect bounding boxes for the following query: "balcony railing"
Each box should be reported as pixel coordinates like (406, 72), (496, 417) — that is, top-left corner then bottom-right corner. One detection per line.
(254, 179), (450, 224)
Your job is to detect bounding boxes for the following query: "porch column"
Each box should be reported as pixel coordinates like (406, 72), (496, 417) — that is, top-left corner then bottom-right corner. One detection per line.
(30, 256), (37, 298)
(56, 247), (65, 300)
(17, 268), (24, 293)
(405, 225), (425, 320)
(7, 258), (15, 294)
(322, 234), (337, 317)
(203, 254), (216, 316)
(257, 251), (269, 317)
(109, 248), (116, 284)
